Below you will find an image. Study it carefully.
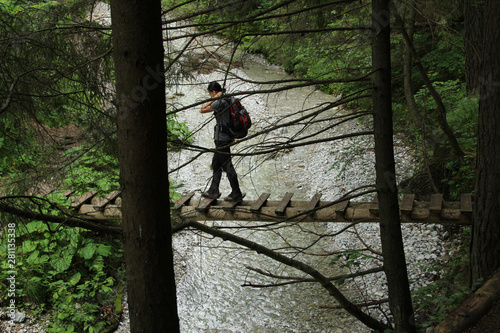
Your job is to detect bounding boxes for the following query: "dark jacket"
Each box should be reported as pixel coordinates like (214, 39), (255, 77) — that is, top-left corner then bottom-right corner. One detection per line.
(211, 98), (233, 142)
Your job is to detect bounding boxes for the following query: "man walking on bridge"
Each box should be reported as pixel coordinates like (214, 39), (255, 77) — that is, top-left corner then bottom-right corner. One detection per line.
(199, 81), (244, 202)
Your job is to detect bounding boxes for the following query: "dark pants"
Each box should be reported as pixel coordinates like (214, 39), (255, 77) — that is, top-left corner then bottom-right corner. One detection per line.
(208, 140), (241, 196)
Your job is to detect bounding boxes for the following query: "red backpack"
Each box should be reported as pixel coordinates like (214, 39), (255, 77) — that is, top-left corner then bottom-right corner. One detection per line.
(226, 97), (252, 139)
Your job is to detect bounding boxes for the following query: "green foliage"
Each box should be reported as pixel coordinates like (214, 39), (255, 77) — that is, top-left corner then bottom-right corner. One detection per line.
(418, 31), (465, 82)
(0, 116), (37, 177)
(411, 227), (471, 329)
(442, 156), (476, 200)
(445, 96), (478, 153)
(1, 0), (115, 192)
(397, 85), (477, 198)
(163, 0), (373, 107)
(331, 248), (377, 269)
(0, 206), (123, 332)
(62, 146), (120, 195)
(167, 113), (193, 147)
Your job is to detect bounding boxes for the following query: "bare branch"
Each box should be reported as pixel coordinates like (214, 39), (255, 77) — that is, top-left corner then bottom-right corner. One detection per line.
(320, 298), (389, 310)
(243, 265), (385, 287)
(185, 220), (390, 332)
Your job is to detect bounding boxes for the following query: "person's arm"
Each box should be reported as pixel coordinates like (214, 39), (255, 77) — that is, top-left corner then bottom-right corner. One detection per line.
(200, 101), (214, 113)
(199, 91), (222, 113)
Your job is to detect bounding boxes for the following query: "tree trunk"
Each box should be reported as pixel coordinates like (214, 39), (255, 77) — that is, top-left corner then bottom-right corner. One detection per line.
(402, 2), (422, 126)
(464, 0), (483, 95)
(470, 0), (500, 289)
(110, 0), (180, 332)
(372, 1), (416, 332)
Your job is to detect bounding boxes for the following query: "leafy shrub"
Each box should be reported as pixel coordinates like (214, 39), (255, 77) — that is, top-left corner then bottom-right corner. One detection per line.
(62, 146), (120, 195)
(0, 192), (122, 332)
(0, 207), (123, 332)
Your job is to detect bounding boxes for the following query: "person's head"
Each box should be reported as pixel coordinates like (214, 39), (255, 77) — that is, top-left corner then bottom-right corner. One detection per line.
(207, 81), (226, 96)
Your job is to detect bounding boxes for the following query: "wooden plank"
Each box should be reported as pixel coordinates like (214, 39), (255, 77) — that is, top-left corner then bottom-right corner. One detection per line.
(71, 190), (98, 209)
(222, 193), (246, 210)
(251, 193), (270, 212)
(174, 192), (194, 209)
(429, 193), (443, 214)
(369, 195), (379, 216)
(306, 194), (322, 212)
(79, 204), (100, 215)
(400, 194), (415, 213)
(91, 197), (107, 206)
(275, 192), (294, 215)
(64, 189), (76, 197)
(104, 205), (122, 218)
(180, 203), (471, 224)
(94, 190), (122, 210)
(106, 190), (121, 202)
(460, 194), (473, 214)
(196, 197), (217, 211)
(37, 184), (54, 196)
(335, 199), (350, 215)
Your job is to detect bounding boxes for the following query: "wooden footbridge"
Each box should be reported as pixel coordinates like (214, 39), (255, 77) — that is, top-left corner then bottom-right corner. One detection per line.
(69, 190), (473, 225)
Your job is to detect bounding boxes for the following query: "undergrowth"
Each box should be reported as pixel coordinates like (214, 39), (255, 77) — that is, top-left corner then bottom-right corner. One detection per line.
(0, 193), (124, 332)
(411, 226), (472, 330)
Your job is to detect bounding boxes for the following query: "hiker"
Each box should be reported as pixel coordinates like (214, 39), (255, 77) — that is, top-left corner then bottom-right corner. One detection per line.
(199, 81), (244, 202)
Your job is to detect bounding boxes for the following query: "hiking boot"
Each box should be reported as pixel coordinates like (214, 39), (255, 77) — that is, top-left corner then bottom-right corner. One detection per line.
(224, 192), (245, 202)
(201, 191), (221, 200)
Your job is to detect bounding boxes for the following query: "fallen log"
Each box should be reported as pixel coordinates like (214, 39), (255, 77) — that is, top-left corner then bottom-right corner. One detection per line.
(434, 269), (500, 333)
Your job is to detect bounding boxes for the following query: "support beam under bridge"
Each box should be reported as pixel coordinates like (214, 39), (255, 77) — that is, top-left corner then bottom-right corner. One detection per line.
(73, 191), (473, 225)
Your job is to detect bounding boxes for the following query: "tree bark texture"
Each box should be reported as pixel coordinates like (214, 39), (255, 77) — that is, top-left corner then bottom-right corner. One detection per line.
(470, 0), (500, 289)
(402, 2), (422, 127)
(464, 0), (483, 95)
(372, 1), (416, 332)
(110, 0), (180, 332)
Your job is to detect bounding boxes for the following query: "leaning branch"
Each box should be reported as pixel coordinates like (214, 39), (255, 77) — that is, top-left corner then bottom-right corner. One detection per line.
(243, 266), (384, 287)
(320, 298), (389, 310)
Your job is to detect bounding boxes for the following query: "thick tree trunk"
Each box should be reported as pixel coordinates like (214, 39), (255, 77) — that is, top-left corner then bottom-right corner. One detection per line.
(464, 0), (483, 95)
(470, 0), (500, 289)
(110, 1), (180, 332)
(372, 1), (416, 332)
